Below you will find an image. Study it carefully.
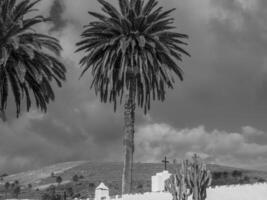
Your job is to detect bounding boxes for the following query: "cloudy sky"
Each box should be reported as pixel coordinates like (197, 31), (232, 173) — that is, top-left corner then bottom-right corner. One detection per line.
(1, 0), (267, 173)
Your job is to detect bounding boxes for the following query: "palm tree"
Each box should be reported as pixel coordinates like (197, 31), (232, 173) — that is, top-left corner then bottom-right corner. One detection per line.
(76, 0), (190, 194)
(0, 0), (66, 121)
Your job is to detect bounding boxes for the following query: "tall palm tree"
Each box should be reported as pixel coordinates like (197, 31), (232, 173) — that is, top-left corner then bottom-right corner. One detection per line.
(76, 0), (190, 194)
(0, 0), (66, 121)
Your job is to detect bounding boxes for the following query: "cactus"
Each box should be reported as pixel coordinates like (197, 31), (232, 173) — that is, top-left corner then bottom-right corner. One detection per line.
(165, 154), (212, 200)
(186, 154), (212, 200)
(165, 160), (192, 200)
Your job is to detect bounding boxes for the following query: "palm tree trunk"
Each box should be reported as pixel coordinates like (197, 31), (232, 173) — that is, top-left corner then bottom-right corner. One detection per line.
(122, 81), (135, 194)
(0, 109), (6, 122)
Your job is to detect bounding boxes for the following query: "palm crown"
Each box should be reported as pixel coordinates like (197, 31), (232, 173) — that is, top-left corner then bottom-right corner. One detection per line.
(77, 0), (190, 113)
(0, 0), (66, 119)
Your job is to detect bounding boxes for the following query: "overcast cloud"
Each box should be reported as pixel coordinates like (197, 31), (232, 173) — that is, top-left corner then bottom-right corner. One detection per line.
(1, 0), (267, 173)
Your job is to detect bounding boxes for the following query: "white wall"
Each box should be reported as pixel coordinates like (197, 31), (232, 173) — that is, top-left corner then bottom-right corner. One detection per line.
(17, 183), (264, 200)
(205, 183), (267, 200)
(112, 183), (267, 200)
(121, 192), (172, 200)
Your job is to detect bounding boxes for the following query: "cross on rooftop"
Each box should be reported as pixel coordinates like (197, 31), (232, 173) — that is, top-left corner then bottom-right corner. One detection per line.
(162, 156), (169, 170)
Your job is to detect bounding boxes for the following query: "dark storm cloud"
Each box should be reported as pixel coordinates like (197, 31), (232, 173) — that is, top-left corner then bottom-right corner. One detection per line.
(1, 0), (267, 173)
(209, 0), (267, 52)
(149, 0), (267, 131)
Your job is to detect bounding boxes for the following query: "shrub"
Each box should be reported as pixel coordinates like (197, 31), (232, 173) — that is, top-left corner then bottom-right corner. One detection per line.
(243, 176), (250, 182)
(72, 174), (79, 182)
(66, 187), (74, 197)
(137, 183), (143, 189)
(79, 175), (85, 179)
(223, 171), (228, 178)
(212, 172), (222, 179)
(28, 184), (32, 189)
(56, 176), (62, 185)
(0, 173), (8, 177)
(89, 183), (95, 188)
(42, 185), (62, 200)
(257, 178), (265, 183)
(232, 170), (242, 178)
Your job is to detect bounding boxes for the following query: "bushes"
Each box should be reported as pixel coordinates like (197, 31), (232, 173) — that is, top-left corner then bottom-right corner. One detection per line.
(89, 183), (95, 188)
(137, 183), (143, 189)
(72, 174), (79, 182)
(56, 176), (63, 185)
(223, 171), (228, 178)
(213, 170), (243, 181)
(232, 170), (242, 178)
(7, 180), (21, 198)
(212, 172), (222, 180)
(257, 178), (265, 183)
(72, 174), (85, 183)
(41, 185), (61, 200)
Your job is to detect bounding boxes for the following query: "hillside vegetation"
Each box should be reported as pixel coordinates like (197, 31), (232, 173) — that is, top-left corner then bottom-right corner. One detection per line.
(0, 161), (266, 199)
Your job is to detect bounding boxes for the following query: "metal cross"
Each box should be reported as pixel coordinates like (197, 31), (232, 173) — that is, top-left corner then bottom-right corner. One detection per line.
(162, 156), (169, 170)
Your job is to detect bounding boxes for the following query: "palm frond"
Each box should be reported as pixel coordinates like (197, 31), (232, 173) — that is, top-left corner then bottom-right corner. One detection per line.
(0, 0), (66, 119)
(77, 0), (189, 113)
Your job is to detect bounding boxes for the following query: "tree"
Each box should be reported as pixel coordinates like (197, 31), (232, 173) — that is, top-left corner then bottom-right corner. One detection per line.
(4, 182), (10, 198)
(66, 187), (74, 198)
(28, 183), (32, 190)
(11, 181), (20, 198)
(56, 176), (62, 185)
(0, 0), (66, 121)
(42, 185), (61, 200)
(63, 191), (67, 200)
(72, 174), (79, 183)
(76, 0), (189, 194)
(12, 185), (20, 198)
(10, 182), (15, 190)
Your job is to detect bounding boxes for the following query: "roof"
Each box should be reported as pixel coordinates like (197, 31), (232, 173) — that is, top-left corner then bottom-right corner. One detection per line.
(96, 182), (109, 190)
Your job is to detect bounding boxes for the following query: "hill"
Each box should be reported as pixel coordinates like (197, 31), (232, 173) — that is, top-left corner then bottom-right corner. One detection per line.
(1, 161), (86, 186)
(0, 161), (266, 199)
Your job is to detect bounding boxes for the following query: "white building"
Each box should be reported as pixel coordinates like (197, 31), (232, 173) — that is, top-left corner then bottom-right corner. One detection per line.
(95, 182), (110, 200)
(151, 170), (171, 192)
